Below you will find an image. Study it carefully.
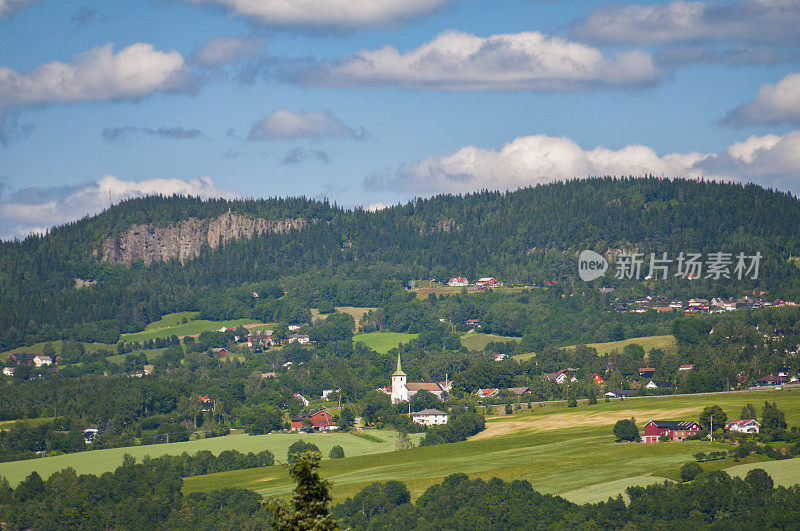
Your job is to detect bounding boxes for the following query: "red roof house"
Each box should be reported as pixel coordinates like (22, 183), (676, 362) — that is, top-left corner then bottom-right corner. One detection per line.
(475, 388), (499, 398)
(291, 409), (336, 432)
(641, 420), (702, 443)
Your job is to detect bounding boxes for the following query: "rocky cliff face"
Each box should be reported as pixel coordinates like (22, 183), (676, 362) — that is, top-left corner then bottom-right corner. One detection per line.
(101, 211), (307, 265)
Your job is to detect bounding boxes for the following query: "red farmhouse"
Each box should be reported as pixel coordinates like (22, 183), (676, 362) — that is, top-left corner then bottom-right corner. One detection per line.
(641, 420), (702, 443)
(291, 409), (336, 432)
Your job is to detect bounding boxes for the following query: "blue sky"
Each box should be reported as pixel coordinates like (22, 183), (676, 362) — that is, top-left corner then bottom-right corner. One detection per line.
(1, 0), (799, 238)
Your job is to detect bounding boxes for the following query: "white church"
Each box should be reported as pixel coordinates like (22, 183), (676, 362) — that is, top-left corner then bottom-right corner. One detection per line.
(384, 354), (450, 404)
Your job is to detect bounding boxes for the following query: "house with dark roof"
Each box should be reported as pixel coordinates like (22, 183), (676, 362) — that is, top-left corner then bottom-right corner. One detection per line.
(753, 375), (782, 387)
(604, 389), (637, 399)
(645, 380), (672, 390)
(638, 368), (655, 378)
(507, 387), (532, 396)
(642, 420), (702, 443)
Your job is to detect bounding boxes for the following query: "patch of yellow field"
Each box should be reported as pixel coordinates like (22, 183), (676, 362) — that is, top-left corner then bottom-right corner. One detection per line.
(473, 407), (699, 440)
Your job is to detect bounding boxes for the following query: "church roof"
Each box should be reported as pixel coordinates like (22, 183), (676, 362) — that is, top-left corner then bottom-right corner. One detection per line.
(392, 354), (406, 377)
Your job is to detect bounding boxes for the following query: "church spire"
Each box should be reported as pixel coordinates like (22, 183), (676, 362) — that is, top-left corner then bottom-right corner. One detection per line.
(393, 353), (406, 377)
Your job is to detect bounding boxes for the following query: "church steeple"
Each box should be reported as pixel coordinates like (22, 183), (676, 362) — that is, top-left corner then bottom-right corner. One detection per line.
(392, 353), (406, 376)
(391, 353), (407, 403)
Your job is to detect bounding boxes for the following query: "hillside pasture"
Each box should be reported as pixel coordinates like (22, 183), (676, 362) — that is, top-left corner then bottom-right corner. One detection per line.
(121, 317), (260, 342)
(311, 307), (377, 332)
(1, 340), (116, 358)
(353, 332), (418, 354)
(725, 457), (800, 488)
(183, 389), (800, 502)
(460, 332), (520, 351)
(183, 426), (720, 503)
(513, 334), (677, 362)
(477, 387), (800, 439)
(0, 430), (419, 487)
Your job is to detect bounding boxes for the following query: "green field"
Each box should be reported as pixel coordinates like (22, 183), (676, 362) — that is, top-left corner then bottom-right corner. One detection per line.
(121, 317), (260, 342)
(0, 430), (421, 487)
(182, 388), (800, 502)
(725, 456), (800, 488)
(311, 307), (377, 332)
(184, 426), (719, 502)
(513, 334), (676, 362)
(561, 475), (672, 504)
(460, 332), (521, 351)
(353, 332), (419, 353)
(1, 340), (115, 358)
(106, 346), (169, 365)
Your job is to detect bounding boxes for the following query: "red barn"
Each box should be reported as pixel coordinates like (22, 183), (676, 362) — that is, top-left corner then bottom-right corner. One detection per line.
(291, 409), (336, 432)
(641, 420), (702, 443)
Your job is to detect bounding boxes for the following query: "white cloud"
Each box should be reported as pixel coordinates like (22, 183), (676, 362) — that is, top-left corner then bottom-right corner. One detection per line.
(191, 36), (264, 68)
(0, 175), (236, 240)
(368, 131), (800, 195)
(722, 73), (800, 126)
(0, 0), (39, 17)
(365, 202), (389, 212)
(248, 108), (363, 140)
(571, 0), (800, 46)
(179, 0), (453, 29)
(0, 43), (196, 107)
(296, 30), (661, 91)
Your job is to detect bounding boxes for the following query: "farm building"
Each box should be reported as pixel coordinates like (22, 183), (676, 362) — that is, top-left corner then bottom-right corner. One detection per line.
(641, 420), (702, 443)
(447, 277), (469, 287)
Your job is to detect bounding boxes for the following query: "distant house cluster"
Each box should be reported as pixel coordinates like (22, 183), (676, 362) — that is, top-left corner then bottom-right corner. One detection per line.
(446, 277), (502, 288)
(246, 329), (310, 350)
(612, 295), (794, 314)
(4, 352), (60, 376)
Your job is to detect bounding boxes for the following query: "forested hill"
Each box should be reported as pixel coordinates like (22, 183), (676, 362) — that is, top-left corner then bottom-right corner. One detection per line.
(1, 177), (800, 349)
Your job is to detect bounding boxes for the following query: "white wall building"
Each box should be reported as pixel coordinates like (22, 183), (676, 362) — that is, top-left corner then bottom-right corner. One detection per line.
(412, 408), (448, 426)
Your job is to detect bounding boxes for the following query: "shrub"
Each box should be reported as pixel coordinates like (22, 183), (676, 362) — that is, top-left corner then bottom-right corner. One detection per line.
(680, 462), (703, 482)
(329, 445), (345, 459)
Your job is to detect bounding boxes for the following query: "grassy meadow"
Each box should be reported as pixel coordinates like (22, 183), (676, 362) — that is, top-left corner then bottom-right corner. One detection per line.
(120, 316), (261, 342)
(353, 332), (419, 353)
(460, 332), (521, 351)
(0, 430), (421, 487)
(311, 307), (377, 332)
(514, 334), (677, 362)
(181, 387), (800, 502)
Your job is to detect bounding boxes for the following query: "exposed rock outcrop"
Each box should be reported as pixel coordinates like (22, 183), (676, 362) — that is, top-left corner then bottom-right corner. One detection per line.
(101, 211), (307, 265)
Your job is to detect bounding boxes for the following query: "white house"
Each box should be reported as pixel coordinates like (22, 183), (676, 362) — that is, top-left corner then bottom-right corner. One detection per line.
(286, 334), (310, 345)
(475, 388), (499, 398)
(724, 419), (760, 434)
(2, 367), (14, 376)
(412, 408), (448, 426)
(645, 380), (671, 390)
(33, 355), (52, 367)
(82, 428), (99, 443)
(447, 277), (469, 287)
